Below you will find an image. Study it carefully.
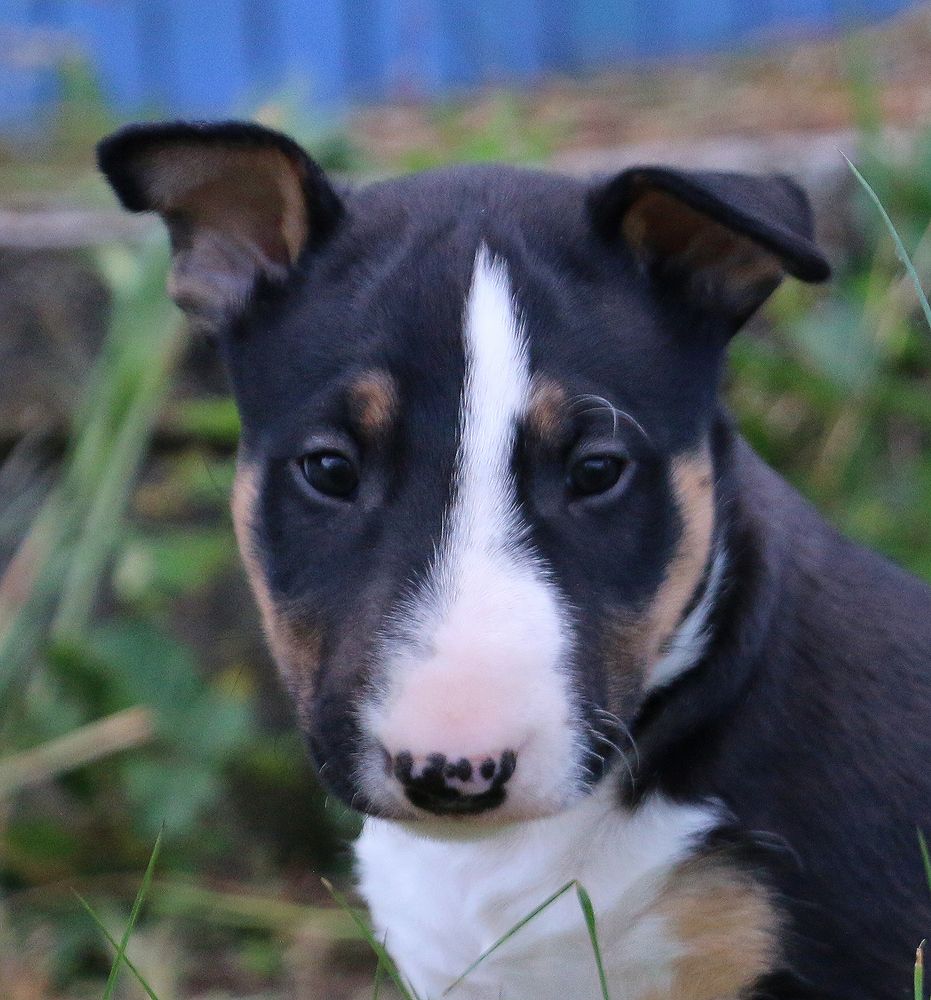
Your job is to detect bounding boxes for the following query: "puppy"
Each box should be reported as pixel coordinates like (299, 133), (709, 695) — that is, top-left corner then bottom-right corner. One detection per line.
(99, 121), (931, 999)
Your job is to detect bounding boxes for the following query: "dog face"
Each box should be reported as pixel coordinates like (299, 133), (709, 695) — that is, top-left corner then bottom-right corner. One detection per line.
(99, 123), (828, 824)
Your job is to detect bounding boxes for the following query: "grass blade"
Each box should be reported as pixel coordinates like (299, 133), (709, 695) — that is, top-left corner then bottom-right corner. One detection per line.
(843, 153), (931, 335)
(321, 878), (419, 1000)
(102, 827), (164, 999)
(73, 892), (160, 1000)
(372, 939), (387, 1000)
(915, 940), (925, 1000)
(919, 830), (931, 893)
(442, 880), (577, 996)
(575, 882), (611, 1000)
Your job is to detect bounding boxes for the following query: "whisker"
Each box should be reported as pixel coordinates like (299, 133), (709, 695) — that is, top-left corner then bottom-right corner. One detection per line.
(579, 759), (598, 780)
(614, 723), (640, 769)
(591, 708), (641, 767)
(585, 723), (637, 790)
(570, 393), (651, 443)
(593, 734), (625, 759)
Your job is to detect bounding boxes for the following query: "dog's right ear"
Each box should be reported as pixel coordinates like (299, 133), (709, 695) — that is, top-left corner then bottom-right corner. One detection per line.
(97, 121), (343, 334)
(589, 166), (829, 332)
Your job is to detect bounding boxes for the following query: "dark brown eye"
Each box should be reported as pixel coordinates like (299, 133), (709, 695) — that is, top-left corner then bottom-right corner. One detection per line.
(567, 455), (626, 497)
(300, 451), (359, 499)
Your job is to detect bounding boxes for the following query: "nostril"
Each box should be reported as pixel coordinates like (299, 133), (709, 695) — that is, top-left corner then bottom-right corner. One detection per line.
(499, 749), (517, 783)
(423, 753), (447, 778)
(393, 750), (414, 784)
(445, 758), (472, 782)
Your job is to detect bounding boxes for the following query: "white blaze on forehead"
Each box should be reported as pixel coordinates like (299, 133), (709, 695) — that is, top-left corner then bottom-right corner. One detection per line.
(449, 245), (530, 561)
(362, 246), (581, 818)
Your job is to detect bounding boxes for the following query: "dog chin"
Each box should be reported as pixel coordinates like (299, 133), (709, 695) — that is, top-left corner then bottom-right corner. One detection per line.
(361, 781), (594, 838)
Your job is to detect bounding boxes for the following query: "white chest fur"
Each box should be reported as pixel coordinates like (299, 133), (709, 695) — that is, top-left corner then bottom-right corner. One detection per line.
(355, 787), (719, 1000)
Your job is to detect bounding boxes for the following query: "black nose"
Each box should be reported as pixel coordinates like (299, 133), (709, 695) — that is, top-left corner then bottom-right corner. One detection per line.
(388, 749), (517, 815)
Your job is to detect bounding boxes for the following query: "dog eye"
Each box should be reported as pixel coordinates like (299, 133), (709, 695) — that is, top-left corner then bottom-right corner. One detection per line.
(567, 455), (627, 497)
(299, 451), (359, 499)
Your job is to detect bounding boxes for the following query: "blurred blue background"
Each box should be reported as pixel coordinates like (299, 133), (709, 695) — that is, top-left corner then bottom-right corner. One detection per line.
(0, 0), (922, 128)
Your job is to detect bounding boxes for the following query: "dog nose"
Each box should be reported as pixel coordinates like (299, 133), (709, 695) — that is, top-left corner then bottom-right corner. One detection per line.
(386, 748), (517, 815)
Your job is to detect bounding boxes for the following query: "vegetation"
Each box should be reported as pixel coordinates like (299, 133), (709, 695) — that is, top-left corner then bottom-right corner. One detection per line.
(1, 32), (930, 1000)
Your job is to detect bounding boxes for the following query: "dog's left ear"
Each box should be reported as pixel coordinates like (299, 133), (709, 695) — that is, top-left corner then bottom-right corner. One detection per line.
(590, 166), (830, 330)
(97, 121), (343, 334)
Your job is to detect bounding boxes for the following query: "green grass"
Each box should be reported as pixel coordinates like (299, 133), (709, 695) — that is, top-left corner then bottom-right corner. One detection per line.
(0, 235), (271, 992)
(76, 897), (161, 1000)
(850, 158), (931, 1000)
(917, 940), (926, 1000)
(920, 831), (931, 891)
(77, 828), (164, 1000)
(841, 170), (931, 991)
(323, 877), (422, 1000)
(845, 155), (931, 332)
(919, 831), (931, 1000)
(323, 875), (612, 998)
(0, 240), (181, 702)
(575, 882), (611, 1000)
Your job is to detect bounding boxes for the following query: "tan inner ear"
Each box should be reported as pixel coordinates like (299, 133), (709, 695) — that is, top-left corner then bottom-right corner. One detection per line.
(134, 143), (311, 328)
(621, 189), (784, 314)
(141, 144), (309, 267)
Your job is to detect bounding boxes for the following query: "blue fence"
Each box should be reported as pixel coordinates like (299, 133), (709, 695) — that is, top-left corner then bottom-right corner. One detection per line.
(0, 0), (921, 130)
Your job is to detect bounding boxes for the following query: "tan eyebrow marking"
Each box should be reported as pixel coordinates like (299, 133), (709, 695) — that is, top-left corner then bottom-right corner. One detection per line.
(526, 376), (570, 445)
(348, 370), (398, 441)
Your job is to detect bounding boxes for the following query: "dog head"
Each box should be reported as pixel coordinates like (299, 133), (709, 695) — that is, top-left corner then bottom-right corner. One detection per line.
(99, 122), (829, 825)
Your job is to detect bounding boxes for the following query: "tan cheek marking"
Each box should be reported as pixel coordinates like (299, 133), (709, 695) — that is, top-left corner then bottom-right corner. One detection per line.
(601, 448), (714, 706)
(231, 460), (271, 621)
(231, 461), (322, 700)
(526, 376), (569, 445)
(647, 448), (715, 666)
(349, 371), (398, 441)
(601, 609), (654, 715)
(642, 858), (779, 1000)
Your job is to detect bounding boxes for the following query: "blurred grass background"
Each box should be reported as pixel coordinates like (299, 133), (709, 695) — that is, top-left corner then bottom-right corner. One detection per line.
(1, 9), (931, 999)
